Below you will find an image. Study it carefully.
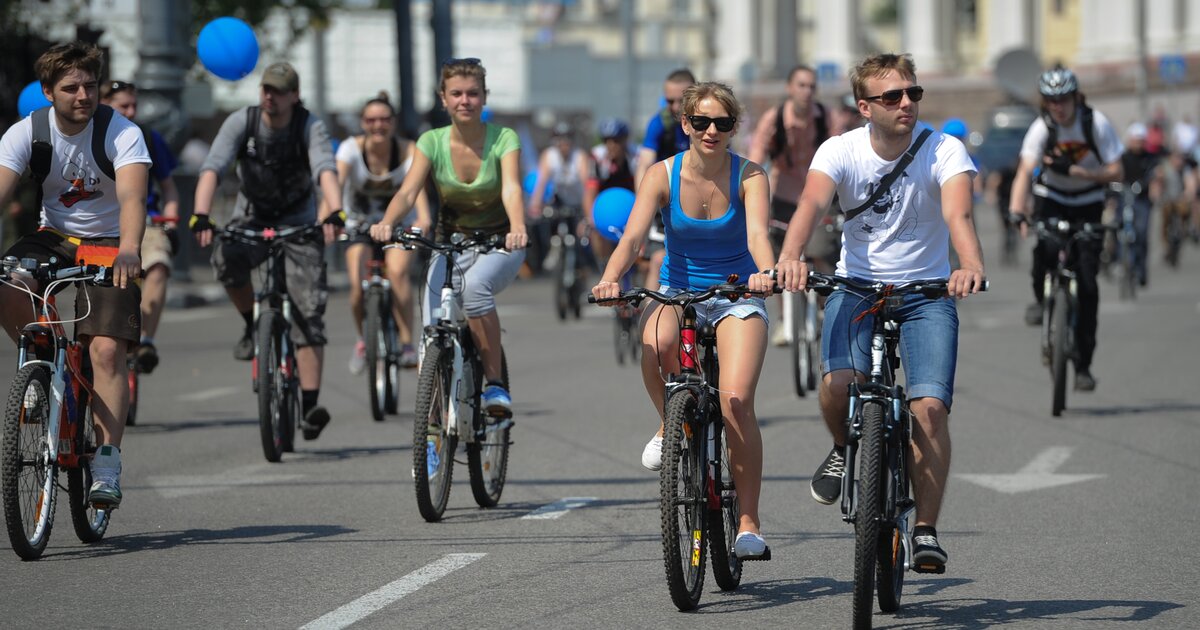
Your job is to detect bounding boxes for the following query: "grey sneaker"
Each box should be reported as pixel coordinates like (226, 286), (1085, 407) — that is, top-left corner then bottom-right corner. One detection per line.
(1074, 370), (1096, 392)
(810, 446), (845, 505)
(89, 444), (122, 508)
(233, 333), (254, 361)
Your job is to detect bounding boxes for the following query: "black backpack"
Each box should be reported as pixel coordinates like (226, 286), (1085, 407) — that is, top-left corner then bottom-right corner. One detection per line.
(1042, 102), (1102, 164)
(236, 105), (313, 220)
(770, 101), (828, 169)
(30, 104), (116, 208)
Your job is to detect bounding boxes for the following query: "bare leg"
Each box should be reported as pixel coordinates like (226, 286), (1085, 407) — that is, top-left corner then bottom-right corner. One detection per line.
(85, 335), (128, 447)
(819, 369), (865, 446)
(467, 310), (504, 382)
(639, 303), (682, 432)
(297, 345), (324, 390)
(139, 264), (169, 339)
(385, 247), (416, 346)
(909, 397), (950, 528)
(714, 316), (768, 535)
(345, 243), (367, 337)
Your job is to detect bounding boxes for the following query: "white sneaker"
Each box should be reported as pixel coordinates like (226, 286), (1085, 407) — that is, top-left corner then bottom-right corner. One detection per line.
(88, 444), (122, 507)
(641, 435), (663, 471)
(770, 326), (790, 347)
(348, 339), (366, 375)
(734, 531), (768, 558)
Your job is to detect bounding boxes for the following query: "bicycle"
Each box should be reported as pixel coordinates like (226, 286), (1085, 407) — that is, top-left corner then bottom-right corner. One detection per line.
(611, 267), (641, 366)
(342, 222), (402, 422)
(543, 202), (589, 321)
(769, 217), (838, 398)
(125, 215), (177, 427)
(591, 280), (777, 611)
(1013, 215), (1112, 416)
(1, 256), (119, 560)
(220, 223), (323, 463)
(804, 271), (985, 629)
(395, 229), (512, 522)
(1163, 200), (1187, 269)
(1106, 182), (1143, 301)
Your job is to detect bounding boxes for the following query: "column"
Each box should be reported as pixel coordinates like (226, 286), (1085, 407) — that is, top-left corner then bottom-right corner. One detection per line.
(712, 0), (757, 83)
(1187, 0), (1200, 52)
(1146, 0), (1182, 55)
(813, 0), (861, 83)
(902, 0), (957, 75)
(984, 0), (1035, 65)
(1077, 0), (1139, 63)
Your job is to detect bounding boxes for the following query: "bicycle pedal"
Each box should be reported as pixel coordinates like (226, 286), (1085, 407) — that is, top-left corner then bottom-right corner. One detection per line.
(89, 500), (118, 510)
(912, 563), (945, 574)
(737, 546), (771, 562)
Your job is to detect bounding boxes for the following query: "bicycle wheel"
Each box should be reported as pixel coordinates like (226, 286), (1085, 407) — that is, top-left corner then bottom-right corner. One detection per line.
(2, 364), (58, 560)
(1050, 287), (1070, 417)
(383, 313), (400, 415)
(468, 348), (510, 507)
(364, 288), (388, 422)
(552, 244), (568, 321)
(67, 392), (110, 543)
(790, 291), (807, 397)
(1166, 213), (1183, 268)
(413, 342), (456, 521)
(256, 311), (286, 462)
(660, 389), (708, 611)
(281, 351), (298, 454)
(707, 418), (742, 591)
(876, 428), (909, 613)
(852, 400), (886, 629)
(125, 356), (138, 426)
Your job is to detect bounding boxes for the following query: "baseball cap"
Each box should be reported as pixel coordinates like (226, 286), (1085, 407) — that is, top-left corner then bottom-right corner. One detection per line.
(1126, 122), (1147, 140)
(261, 62), (299, 92)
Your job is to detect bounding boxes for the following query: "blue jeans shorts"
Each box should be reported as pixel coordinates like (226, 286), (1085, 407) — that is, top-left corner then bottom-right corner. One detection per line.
(649, 287), (769, 330)
(821, 286), (959, 410)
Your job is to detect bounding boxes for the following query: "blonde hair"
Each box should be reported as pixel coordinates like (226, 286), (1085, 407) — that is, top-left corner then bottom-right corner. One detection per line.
(850, 53), (917, 102)
(680, 82), (743, 120)
(439, 58), (487, 94)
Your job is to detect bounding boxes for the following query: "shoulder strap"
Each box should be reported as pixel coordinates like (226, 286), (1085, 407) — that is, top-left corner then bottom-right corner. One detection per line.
(90, 104), (115, 180)
(770, 103), (790, 167)
(30, 107), (52, 209)
(239, 106), (260, 159)
(845, 128), (932, 222)
(1079, 104), (1102, 162)
(137, 124), (159, 171)
(814, 102), (829, 146)
(290, 105), (311, 166)
(1041, 111), (1058, 155)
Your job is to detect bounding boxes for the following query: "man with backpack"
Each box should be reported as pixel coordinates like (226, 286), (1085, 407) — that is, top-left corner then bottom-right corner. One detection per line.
(189, 61), (345, 440)
(1009, 65), (1123, 392)
(0, 41), (152, 507)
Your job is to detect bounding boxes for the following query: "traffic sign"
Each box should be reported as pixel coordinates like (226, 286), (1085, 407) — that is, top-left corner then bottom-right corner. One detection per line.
(1159, 55), (1187, 85)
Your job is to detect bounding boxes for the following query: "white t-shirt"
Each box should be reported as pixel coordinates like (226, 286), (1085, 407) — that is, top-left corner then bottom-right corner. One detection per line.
(0, 109), (150, 238)
(542, 147), (588, 207)
(335, 136), (413, 224)
(1019, 108), (1123, 206)
(810, 123), (976, 282)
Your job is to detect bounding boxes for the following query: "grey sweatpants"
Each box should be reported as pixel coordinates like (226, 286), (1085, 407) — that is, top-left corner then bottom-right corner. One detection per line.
(423, 247), (526, 325)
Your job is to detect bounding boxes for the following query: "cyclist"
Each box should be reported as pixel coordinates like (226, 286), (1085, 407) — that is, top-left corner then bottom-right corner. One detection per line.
(747, 64), (832, 346)
(529, 121), (593, 278)
(369, 58), (528, 416)
(1152, 148), (1197, 261)
(1113, 122), (1157, 286)
(592, 82), (777, 559)
(775, 53), (985, 571)
(190, 61), (345, 440)
(1009, 65), (1123, 392)
(337, 91), (430, 375)
(586, 118), (637, 262)
(100, 79), (181, 374)
(0, 42), (151, 506)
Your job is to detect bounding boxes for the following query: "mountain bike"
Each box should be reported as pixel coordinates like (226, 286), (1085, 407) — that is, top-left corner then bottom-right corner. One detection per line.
(125, 215), (176, 427)
(1106, 182), (1143, 301)
(591, 280), (777, 611)
(543, 202), (589, 321)
(220, 223), (322, 462)
(396, 229), (512, 522)
(1, 256), (118, 560)
(805, 271), (985, 629)
(769, 217), (834, 398)
(343, 222), (402, 422)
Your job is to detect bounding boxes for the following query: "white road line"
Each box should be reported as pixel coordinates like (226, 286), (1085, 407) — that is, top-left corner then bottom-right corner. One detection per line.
(177, 386), (240, 402)
(520, 497), (597, 520)
(299, 554), (486, 630)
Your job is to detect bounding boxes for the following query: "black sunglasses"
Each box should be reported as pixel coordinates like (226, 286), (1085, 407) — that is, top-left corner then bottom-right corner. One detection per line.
(864, 86), (924, 106)
(107, 80), (135, 94)
(687, 115), (736, 133)
(442, 57), (481, 68)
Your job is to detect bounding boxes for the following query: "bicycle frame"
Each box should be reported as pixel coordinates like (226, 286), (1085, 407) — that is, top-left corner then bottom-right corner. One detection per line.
(664, 305), (724, 512)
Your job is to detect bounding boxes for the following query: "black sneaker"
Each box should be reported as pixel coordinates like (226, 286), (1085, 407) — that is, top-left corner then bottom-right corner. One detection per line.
(912, 531), (948, 572)
(810, 447), (846, 505)
(233, 334), (254, 361)
(1024, 302), (1043, 327)
(1074, 370), (1096, 392)
(302, 406), (331, 440)
(134, 342), (159, 374)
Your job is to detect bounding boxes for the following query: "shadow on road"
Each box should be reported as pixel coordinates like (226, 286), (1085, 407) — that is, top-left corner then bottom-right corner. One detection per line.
(1068, 400), (1200, 417)
(44, 524), (357, 559)
(693, 576), (854, 612)
(880, 596), (1183, 628)
(126, 417), (258, 434)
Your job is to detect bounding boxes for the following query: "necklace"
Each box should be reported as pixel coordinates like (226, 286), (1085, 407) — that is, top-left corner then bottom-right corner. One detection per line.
(688, 152), (725, 216)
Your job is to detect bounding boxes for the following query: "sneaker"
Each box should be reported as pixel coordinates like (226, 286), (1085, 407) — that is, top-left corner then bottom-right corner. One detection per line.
(481, 384), (512, 417)
(733, 531), (771, 560)
(233, 333), (254, 361)
(301, 406), (331, 440)
(770, 326), (790, 347)
(1074, 370), (1096, 392)
(134, 342), (159, 374)
(810, 446), (846, 505)
(399, 344), (419, 369)
(1024, 302), (1043, 327)
(641, 435), (663, 471)
(912, 531), (948, 570)
(88, 444), (122, 507)
(348, 339), (366, 375)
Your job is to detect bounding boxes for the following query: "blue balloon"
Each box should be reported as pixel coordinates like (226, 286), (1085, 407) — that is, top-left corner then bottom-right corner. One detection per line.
(592, 187), (636, 243)
(522, 171), (554, 203)
(17, 81), (50, 118)
(197, 17), (259, 81)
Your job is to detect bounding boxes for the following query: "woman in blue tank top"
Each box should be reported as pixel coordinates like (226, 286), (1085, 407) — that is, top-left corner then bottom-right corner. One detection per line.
(592, 82), (777, 558)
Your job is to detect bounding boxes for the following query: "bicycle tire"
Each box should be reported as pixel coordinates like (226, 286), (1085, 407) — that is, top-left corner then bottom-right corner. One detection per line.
(707, 414), (742, 591)
(852, 400), (886, 629)
(790, 291), (807, 397)
(552, 245), (568, 321)
(257, 311), (285, 462)
(1166, 214), (1183, 268)
(126, 358), (138, 426)
(1118, 239), (1136, 301)
(660, 389), (708, 611)
(467, 348), (510, 507)
(413, 342), (456, 522)
(281, 351), (298, 454)
(1050, 287), (1070, 417)
(383, 313), (400, 414)
(2, 364), (58, 560)
(67, 391), (110, 543)
(365, 288), (387, 422)
(876, 421), (908, 613)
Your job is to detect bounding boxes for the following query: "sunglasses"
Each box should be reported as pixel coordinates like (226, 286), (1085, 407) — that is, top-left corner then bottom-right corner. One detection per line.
(442, 57), (481, 68)
(107, 80), (135, 95)
(1042, 94), (1074, 104)
(863, 86), (924, 106)
(687, 115), (736, 133)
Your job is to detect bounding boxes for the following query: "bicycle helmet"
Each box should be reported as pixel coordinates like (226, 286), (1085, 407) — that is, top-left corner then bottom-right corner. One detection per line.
(552, 121), (573, 138)
(941, 118), (968, 139)
(598, 117), (630, 139)
(1038, 65), (1078, 97)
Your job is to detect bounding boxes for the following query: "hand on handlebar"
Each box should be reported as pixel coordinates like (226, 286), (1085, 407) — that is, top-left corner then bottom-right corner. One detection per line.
(947, 267), (986, 299)
(773, 259), (810, 292)
(590, 279), (623, 305)
(190, 214), (216, 248)
(505, 229), (528, 251)
(369, 222), (393, 243)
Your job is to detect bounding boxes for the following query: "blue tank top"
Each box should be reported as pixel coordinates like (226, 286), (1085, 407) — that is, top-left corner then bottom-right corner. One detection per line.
(659, 152), (759, 290)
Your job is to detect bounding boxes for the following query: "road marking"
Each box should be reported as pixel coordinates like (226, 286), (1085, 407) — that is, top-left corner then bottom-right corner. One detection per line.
(957, 446), (1105, 494)
(521, 497), (597, 520)
(299, 553), (486, 630)
(149, 464), (302, 499)
(177, 386), (240, 402)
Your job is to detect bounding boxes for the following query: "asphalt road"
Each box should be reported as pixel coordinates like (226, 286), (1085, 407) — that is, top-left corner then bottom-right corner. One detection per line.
(1, 208), (1197, 629)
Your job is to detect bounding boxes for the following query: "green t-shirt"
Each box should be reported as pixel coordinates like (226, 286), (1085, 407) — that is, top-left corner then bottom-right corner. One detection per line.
(416, 123), (520, 235)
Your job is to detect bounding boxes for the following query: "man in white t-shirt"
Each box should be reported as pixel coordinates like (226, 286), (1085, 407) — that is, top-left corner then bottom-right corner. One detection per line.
(775, 53), (985, 572)
(0, 42), (152, 508)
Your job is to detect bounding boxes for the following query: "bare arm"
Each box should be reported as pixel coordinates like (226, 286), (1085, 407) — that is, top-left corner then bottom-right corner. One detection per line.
(635, 147), (657, 189)
(775, 169), (837, 291)
(0, 166), (22, 214)
(593, 160), (668, 300)
(741, 163), (776, 293)
(190, 170), (219, 247)
(499, 148), (528, 250)
(370, 147), (432, 241)
(158, 175), (180, 221)
(529, 149), (552, 218)
(941, 172), (985, 298)
(114, 163), (149, 288)
(1068, 159), (1123, 184)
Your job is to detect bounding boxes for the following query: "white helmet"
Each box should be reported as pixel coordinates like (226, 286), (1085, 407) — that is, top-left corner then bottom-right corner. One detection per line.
(1038, 66), (1078, 97)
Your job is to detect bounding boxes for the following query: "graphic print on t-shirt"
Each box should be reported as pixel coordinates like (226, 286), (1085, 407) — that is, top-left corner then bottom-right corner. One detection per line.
(851, 173), (917, 244)
(57, 151), (104, 207)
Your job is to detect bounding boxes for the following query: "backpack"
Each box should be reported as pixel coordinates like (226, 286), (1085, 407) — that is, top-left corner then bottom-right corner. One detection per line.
(1042, 102), (1102, 164)
(30, 104), (115, 209)
(769, 101), (828, 168)
(236, 105), (313, 220)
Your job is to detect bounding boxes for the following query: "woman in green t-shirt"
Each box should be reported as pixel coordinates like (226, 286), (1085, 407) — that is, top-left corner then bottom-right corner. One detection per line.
(371, 58), (528, 415)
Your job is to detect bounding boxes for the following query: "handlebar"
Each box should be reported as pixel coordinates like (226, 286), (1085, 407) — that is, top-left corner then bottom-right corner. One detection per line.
(804, 271), (989, 298)
(1, 255), (117, 286)
(219, 223), (324, 245)
(1007, 214), (1115, 240)
(589, 279), (782, 308)
(393, 228), (506, 254)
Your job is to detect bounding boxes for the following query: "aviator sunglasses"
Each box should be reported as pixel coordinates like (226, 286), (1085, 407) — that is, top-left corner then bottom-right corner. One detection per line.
(863, 86), (924, 106)
(687, 115), (737, 133)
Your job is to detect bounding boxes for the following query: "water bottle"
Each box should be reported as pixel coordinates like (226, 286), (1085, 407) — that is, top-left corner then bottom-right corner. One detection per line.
(426, 439), (441, 477)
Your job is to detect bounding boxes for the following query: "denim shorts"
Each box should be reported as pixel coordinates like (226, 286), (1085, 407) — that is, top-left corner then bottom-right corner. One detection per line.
(821, 286), (959, 409)
(654, 287), (769, 330)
